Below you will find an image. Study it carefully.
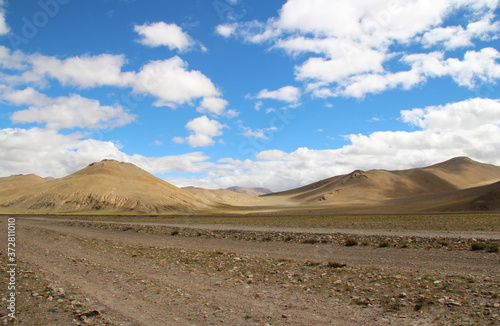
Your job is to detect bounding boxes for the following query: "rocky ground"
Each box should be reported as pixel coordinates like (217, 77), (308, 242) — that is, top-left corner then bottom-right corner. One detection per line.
(0, 217), (499, 325)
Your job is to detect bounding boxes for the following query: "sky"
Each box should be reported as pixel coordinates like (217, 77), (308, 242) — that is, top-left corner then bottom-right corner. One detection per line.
(0, 0), (499, 192)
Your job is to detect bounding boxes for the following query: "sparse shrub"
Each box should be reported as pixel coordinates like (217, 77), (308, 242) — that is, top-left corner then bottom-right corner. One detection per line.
(436, 238), (449, 247)
(122, 226), (134, 231)
(171, 230), (180, 236)
(361, 240), (370, 246)
(414, 296), (433, 311)
(382, 297), (401, 312)
(302, 238), (319, 244)
(486, 243), (499, 253)
(284, 236), (293, 242)
(262, 236), (272, 242)
(305, 260), (321, 266)
(327, 261), (346, 268)
(320, 238), (329, 244)
(398, 240), (409, 248)
(378, 241), (390, 248)
(344, 237), (358, 247)
(470, 241), (485, 251)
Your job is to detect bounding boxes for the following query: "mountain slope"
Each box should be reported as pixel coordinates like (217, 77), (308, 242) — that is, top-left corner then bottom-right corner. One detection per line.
(385, 181), (500, 212)
(226, 186), (272, 196)
(264, 157), (500, 205)
(0, 160), (211, 213)
(183, 187), (263, 206)
(0, 174), (48, 200)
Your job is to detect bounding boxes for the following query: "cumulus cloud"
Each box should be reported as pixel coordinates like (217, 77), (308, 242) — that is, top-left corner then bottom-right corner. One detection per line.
(197, 97), (228, 115)
(183, 115), (226, 147)
(6, 88), (136, 130)
(421, 14), (500, 50)
(332, 48), (500, 98)
(215, 24), (236, 38)
(240, 125), (278, 139)
(30, 53), (134, 88)
(134, 22), (202, 52)
(0, 127), (213, 178)
(223, 0), (500, 99)
(0, 0), (9, 35)
(256, 86), (301, 103)
(167, 98), (500, 191)
(133, 56), (222, 108)
(0, 47), (228, 113)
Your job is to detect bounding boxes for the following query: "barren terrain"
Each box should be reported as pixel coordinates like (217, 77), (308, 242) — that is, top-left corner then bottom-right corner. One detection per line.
(1, 216), (499, 325)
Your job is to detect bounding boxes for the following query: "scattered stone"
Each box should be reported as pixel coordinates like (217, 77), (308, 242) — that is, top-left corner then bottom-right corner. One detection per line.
(446, 301), (462, 307)
(77, 310), (101, 320)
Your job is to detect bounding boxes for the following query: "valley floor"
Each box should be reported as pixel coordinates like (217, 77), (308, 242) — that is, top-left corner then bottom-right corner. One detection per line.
(1, 216), (499, 325)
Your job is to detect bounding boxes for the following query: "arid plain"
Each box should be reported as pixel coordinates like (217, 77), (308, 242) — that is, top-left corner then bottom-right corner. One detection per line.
(1, 156), (499, 325)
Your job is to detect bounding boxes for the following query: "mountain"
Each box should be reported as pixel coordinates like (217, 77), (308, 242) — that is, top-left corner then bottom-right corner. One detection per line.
(385, 181), (500, 212)
(0, 159), (212, 214)
(182, 187), (263, 206)
(0, 174), (48, 200)
(226, 186), (273, 196)
(264, 157), (500, 205)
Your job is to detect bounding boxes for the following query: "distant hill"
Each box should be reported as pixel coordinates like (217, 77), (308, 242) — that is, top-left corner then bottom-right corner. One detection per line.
(0, 159), (212, 214)
(1, 156), (499, 214)
(0, 174), (48, 200)
(182, 187), (263, 206)
(264, 157), (500, 205)
(226, 186), (272, 196)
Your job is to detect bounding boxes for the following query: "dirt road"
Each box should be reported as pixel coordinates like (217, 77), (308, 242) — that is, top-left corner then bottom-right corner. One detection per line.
(2, 217), (500, 325)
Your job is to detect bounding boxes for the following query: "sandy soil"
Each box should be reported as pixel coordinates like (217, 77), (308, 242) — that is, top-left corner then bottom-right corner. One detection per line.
(1, 217), (499, 325)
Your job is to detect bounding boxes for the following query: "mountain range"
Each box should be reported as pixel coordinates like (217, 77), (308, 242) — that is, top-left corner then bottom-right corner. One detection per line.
(0, 157), (499, 214)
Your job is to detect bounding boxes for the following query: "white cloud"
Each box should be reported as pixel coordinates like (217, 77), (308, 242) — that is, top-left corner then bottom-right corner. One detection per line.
(256, 86), (301, 103)
(215, 24), (236, 38)
(0, 46), (28, 70)
(167, 98), (500, 191)
(421, 14), (500, 50)
(132, 56), (221, 108)
(0, 48), (229, 113)
(254, 101), (263, 111)
(134, 22), (201, 52)
(197, 97), (229, 116)
(30, 53), (134, 88)
(224, 0), (500, 99)
(185, 115), (225, 147)
(401, 97), (500, 130)
(0, 0), (9, 35)
(172, 136), (186, 144)
(0, 127), (213, 178)
(295, 48), (386, 84)
(240, 125), (277, 139)
(332, 48), (500, 98)
(6, 88), (136, 130)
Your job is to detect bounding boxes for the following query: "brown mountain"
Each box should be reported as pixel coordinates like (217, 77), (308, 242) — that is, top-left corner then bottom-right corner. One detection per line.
(182, 187), (263, 206)
(226, 186), (273, 196)
(0, 174), (48, 200)
(264, 157), (500, 205)
(0, 159), (211, 214)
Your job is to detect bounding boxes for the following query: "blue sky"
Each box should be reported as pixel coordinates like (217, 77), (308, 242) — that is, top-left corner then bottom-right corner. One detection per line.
(0, 0), (499, 191)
